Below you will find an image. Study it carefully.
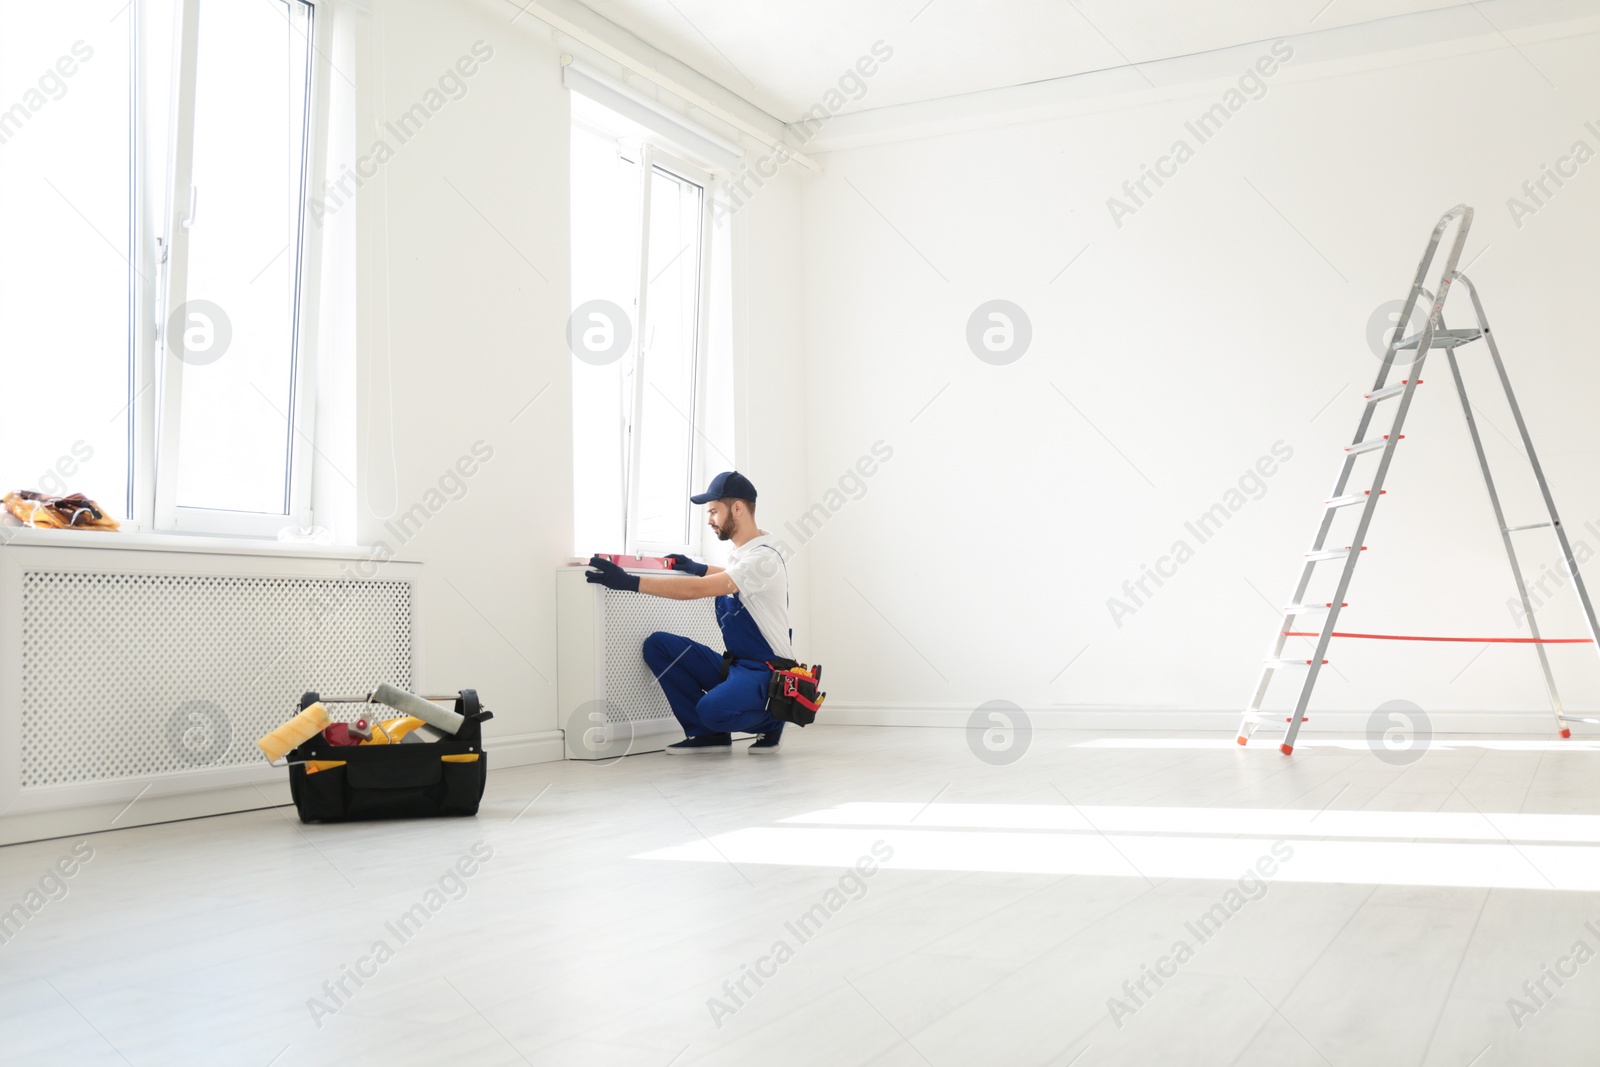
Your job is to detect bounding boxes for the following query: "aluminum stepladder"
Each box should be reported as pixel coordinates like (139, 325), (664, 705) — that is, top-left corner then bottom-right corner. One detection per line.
(1237, 204), (1600, 754)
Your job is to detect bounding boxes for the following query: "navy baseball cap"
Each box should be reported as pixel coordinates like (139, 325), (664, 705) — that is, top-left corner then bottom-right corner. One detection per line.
(691, 470), (757, 505)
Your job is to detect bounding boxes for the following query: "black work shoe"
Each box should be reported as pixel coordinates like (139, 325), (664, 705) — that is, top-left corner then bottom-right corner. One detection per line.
(747, 725), (784, 753)
(665, 733), (732, 754)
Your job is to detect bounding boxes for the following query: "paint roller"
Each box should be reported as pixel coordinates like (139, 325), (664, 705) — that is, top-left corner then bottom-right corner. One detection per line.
(368, 683), (465, 736)
(257, 702), (331, 763)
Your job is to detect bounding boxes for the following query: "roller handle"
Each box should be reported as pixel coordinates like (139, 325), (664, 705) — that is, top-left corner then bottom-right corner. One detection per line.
(310, 690), (482, 707)
(301, 689), (490, 724)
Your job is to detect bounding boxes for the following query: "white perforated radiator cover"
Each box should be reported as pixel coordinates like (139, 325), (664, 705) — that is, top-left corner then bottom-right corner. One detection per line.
(0, 545), (422, 814)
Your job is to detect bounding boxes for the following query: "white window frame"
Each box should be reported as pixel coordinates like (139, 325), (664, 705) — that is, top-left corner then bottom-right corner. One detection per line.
(618, 144), (715, 557)
(142, 0), (330, 538)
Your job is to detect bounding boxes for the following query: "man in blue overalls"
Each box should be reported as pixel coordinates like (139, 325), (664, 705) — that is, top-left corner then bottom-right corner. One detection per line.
(584, 471), (793, 754)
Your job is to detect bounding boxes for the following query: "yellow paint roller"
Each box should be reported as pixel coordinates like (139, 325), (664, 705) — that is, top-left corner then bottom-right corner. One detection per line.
(257, 702), (331, 763)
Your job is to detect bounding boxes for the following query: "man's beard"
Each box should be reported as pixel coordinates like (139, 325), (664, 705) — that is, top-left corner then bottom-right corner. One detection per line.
(713, 519), (735, 542)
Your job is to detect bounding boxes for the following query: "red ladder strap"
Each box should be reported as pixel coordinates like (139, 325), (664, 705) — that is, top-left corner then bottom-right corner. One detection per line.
(1283, 631), (1592, 644)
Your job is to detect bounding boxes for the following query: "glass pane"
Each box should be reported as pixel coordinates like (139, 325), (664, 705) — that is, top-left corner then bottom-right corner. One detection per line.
(569, 123), (640, 553)
(634, 166), (702, 548)
(0, 4), (133, 520)
(174, 0), (312, 514)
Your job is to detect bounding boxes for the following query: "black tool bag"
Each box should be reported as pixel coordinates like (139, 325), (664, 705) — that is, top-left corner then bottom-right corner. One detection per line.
(287, 690), (493, 823)
(719, 653), (826, 727)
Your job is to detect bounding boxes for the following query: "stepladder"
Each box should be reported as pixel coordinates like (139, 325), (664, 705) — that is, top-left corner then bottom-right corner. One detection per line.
(1237, 204), (1600, 754)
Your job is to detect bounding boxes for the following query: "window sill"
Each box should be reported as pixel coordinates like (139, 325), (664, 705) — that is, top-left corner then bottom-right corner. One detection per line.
(0, 524), (379, 562)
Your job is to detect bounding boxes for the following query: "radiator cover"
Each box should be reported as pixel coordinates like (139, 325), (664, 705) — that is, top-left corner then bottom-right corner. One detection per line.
(0, 543), (421, 817)
(557, 567), (722, 759)
(20, 571), (411, 787)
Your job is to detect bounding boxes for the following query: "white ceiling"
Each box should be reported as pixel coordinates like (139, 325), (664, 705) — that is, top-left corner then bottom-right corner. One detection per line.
(577, 0), (1464, 121)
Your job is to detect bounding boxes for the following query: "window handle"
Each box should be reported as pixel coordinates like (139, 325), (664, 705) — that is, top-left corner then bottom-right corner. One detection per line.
(180, 185), (197, 231)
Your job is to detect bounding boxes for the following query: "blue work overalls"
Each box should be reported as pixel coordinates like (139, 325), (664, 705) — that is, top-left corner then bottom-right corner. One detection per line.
(642, 587), (787, 738)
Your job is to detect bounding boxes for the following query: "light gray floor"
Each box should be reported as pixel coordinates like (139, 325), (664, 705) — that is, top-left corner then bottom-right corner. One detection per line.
(4, 724), (1600, 1066)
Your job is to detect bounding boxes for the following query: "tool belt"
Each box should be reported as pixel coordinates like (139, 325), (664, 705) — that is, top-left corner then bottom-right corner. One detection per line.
(719, 652), (826, 727)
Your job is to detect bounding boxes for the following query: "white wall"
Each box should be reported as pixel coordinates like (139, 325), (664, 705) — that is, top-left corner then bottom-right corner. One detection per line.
(797, 13), (1600, 721)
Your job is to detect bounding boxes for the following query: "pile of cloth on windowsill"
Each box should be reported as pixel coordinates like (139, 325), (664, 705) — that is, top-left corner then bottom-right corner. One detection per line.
(2, 490), (120, 531)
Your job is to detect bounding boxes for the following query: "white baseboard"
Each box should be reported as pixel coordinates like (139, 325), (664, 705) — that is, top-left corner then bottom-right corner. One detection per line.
(485, 729), (566, 767)
(819, 703), (1575, 736)
(0, 780), (295, 847)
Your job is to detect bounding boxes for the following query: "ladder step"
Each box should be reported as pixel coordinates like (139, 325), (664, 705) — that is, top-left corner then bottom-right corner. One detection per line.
(1266, 658), (1329, 668)
(1504, 522), (1552, 533)
(1305, 546), (1366, 561)
(1325, 491), (1385, 509)
(1283, 602), (1348, 615)
(1395, 327), (1482, 350)
(1364, 380), (1421, 402)
(1346, 435), (1404, 455)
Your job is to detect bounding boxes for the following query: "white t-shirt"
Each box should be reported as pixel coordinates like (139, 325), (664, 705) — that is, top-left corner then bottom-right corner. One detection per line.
(723, 533), (793, 659)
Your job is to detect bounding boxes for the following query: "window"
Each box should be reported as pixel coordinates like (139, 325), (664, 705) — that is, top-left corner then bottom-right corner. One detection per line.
(158, 0), (318, 532)
(0, 4), (135, 521)
(633, 166), (705, 548)
(0, 0), (326, 539)
(569, 98), (711, 556)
